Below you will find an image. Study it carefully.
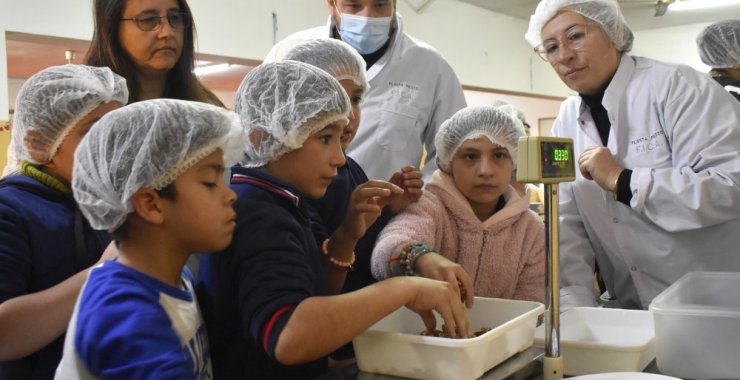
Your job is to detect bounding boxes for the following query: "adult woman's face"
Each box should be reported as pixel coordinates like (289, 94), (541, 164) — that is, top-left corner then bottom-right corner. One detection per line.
(541, 11), (620, 95)
(118, 0), (185, 77)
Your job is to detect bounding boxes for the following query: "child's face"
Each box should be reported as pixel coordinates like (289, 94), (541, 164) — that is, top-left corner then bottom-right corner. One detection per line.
(266, 121), (346, 199)
(338, 79), (364, 151)
(162, 149), (237, 253)
(450, 137), (513, 219)
(48, 101), (122, 184)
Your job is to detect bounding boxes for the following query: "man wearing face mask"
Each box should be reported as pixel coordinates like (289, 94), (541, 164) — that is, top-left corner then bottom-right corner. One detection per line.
(266, 0), (467, 182)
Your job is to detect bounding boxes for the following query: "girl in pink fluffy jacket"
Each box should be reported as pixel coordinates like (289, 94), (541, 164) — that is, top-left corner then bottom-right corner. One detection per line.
(371, 106), (545, 305)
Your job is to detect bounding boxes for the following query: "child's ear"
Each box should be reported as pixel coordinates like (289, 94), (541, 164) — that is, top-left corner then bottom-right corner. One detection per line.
(130, 188), (165, 225)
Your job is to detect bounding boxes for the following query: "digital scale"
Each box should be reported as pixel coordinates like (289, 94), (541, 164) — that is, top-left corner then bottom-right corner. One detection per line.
(517, 136), (576, 380)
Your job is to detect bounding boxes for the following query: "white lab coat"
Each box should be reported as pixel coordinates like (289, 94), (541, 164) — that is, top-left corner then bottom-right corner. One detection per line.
(265, 14), (466, 181)
(553, 54), (740, 310)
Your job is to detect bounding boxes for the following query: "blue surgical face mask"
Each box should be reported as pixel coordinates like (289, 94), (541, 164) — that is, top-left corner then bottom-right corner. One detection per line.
(338, 13), (392, 55)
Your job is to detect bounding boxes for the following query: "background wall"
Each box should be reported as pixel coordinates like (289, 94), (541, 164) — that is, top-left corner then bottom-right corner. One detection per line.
(0, 0), (724, 171)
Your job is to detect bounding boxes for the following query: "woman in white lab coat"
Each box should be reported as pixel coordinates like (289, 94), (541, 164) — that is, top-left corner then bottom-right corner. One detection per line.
(525, 0), (740, 309)
(265, 0), (467, 182)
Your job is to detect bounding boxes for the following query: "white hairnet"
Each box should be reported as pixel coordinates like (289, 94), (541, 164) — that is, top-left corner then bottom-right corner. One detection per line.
(12, 64), (128, 165)
(233, 60), (350, 167)
(281, 38), (369, 96)
(525, 0), (633, 53)
(72, 99), (244, 231)
(492, 100), (528, 128)
(435, 106), (525, 173)
(697, 19), (740, 69)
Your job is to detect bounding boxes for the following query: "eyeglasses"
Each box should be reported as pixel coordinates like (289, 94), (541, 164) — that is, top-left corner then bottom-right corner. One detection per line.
(534, 25), (589, 62)
(121, 12), (191, 32)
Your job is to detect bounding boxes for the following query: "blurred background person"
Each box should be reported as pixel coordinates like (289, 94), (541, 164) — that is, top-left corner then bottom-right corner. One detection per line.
(697, 19), (740, 102)
(266, 0), (466, 181)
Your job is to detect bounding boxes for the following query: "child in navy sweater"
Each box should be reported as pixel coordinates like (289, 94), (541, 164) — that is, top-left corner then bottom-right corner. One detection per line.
(198, 60), (469, 379)
(0, 64), (127, 379)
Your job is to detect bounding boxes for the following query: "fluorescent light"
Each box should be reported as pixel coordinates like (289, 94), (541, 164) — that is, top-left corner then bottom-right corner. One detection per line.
(671, 0), (740, 11)
(194, 63), (231, 76)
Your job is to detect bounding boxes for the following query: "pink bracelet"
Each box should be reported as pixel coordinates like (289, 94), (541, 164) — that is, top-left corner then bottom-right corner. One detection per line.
(322, 238), (355, 271)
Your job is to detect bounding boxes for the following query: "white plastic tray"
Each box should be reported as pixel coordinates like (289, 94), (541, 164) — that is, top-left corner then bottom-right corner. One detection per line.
(353, 297), (544, 380)
(649, 271), (740, 379)
(534, 307), (655, 375)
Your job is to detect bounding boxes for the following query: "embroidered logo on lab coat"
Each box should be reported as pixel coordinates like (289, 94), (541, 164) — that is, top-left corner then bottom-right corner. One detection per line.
(388, 81), (419, 105)
(630, 129), (666, 155)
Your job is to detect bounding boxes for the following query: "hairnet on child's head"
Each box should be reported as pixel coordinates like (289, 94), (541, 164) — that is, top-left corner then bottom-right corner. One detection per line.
(282, 38), (369, 97)
(492, 100), (528, 127)
(233, 60), (350, 167)
(697, 19), (740, 69)
(72, 99), (244, 231)
(526, 0), (634, 53)
(435, 106), (525, 173)
(12, 64), (128, 165)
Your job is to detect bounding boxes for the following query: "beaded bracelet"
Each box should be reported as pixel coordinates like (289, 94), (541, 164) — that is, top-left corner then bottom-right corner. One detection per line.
(321, 238), (355, 271)
(399, 243), (438, 276)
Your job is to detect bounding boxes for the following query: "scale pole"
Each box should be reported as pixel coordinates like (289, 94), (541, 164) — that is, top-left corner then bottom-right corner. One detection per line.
(543, 183), (563, 380)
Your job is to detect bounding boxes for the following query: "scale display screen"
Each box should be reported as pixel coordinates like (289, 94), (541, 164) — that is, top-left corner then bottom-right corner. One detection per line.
(516, 136), (576, 184)
(540, 141), (575, 179)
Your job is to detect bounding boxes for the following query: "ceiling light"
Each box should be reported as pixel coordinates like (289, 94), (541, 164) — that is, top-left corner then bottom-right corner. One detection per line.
(194, 63), (231, 76)
(670, 0), (740, 11)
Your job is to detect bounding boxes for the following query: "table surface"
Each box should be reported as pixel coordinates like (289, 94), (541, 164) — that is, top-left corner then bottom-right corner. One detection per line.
(315, 346), (545, 380)
(314, 346), (667, 380)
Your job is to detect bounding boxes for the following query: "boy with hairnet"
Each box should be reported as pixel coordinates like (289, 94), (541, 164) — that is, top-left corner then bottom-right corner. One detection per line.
(278, 38), (423, 299)
(55, 99), (243, 379)
(697, 19), (740, 101)
(197, 60), (469, 379)
(0, 64), (127, 379)
(372, 106), (546, 303)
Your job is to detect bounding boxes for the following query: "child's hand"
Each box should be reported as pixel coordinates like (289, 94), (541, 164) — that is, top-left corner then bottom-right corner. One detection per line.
(402, 277), (469, 338)
(337, 180), (404, 241)
(387, 166), (423, 215)
(415, 253), (475, 307)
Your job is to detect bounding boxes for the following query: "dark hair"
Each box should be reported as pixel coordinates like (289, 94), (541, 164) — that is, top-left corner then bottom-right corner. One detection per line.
(111, 183), (178, 244)
(86, 0), (223, 106)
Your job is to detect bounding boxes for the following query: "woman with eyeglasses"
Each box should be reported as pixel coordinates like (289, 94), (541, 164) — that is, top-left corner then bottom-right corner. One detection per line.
(525, 0), (740, 311)
(86, 0), (223, 105)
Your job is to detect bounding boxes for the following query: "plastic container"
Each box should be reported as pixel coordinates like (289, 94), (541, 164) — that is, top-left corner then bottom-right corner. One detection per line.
(649, 271), (740, 379)
(568, 373), (680, 380)
(534, 307), (655, 375)
(352, 297), (544, 380)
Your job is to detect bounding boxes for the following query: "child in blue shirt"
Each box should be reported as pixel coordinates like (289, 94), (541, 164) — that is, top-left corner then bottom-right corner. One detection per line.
(198, 60), (469, 379)
(0, 64), (127, 380)
(54, 99), (244, 379)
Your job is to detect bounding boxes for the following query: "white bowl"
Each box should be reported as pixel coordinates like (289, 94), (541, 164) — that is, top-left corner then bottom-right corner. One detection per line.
(353, 297), (544, 380)
(534, 307), (655, 375)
